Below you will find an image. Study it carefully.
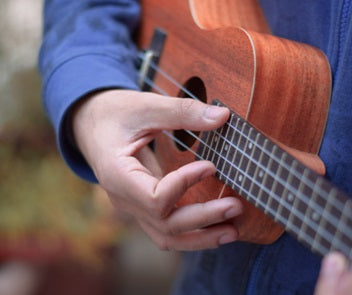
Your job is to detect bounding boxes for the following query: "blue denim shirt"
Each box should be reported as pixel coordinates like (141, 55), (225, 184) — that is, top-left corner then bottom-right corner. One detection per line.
(39, 1), (352, 294)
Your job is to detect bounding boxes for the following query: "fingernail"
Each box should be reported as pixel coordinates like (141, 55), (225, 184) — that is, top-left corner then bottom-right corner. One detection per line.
(225, 207), (239, 219)
(321, 253), (346, 277)
(219, 233), (236, 245)
(204, 106), (227, 121)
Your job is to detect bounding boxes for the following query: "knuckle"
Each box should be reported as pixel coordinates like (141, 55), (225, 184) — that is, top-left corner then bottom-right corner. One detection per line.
(148, 197), (168, 219)
(156, 237), (171, 251)
(201, 202), (217, 222)
(178, 98), (196, 119)
(174, 168), (189, 194)
(161, 223), (180, 236)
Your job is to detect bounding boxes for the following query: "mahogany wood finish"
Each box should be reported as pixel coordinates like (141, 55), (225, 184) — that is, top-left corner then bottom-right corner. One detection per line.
(196, 106), (352, 260)
(189, 0), (270, 33)
(137, 0), (331, 244)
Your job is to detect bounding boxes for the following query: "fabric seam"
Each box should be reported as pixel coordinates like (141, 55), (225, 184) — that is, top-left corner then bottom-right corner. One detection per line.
(43, 52), (129, 96)
(335, 0), (351, 81)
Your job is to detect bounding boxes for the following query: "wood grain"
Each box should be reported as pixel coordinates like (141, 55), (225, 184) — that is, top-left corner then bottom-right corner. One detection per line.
(138, 0), (331, 244)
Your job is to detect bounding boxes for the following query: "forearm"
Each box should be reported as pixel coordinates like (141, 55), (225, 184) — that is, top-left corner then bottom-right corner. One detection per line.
(38, 1), (246, 252)
(39, 0), (141, 181)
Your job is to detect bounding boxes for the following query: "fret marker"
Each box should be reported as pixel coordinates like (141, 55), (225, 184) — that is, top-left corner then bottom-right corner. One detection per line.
(214, 136), (218, 143)
(238, 174), (243, 182)
(312, 212), (319, 221)
(248, 142), (253, 150)
(287, 193), (294, 202)
(224, 144), (229, 151)
(259, 170), (264, 178)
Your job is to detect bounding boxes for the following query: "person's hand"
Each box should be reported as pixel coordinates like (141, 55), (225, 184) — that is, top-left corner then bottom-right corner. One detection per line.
(314, 252), (352, 295)
(72, 89), (243, 251)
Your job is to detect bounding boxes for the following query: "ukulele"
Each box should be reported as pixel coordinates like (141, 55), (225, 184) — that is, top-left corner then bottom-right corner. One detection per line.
(137, 0), (352, 261)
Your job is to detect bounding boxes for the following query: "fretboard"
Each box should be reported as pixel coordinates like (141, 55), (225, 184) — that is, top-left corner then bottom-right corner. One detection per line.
(197, 100), (352, 261)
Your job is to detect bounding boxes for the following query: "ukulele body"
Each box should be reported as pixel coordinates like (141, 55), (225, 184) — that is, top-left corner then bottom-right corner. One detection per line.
(138, 0), (331, 244)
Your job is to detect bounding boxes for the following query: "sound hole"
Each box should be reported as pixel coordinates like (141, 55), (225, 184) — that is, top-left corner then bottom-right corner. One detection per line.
(174, 77), (207, 151)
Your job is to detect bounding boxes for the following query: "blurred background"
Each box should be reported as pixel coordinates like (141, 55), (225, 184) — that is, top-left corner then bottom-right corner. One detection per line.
(0, 1), (179, 294)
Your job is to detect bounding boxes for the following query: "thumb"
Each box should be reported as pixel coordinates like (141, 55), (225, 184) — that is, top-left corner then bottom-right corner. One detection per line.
(315, 252), (347, 295)
(144, 95), (230, 131)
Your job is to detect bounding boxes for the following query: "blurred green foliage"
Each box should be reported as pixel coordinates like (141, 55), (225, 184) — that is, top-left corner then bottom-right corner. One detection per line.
(0, 69), (118, 264)
(0, 0), (119, 264)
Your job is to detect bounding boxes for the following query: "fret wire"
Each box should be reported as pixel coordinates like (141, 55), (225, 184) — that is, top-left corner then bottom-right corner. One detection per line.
(165, 131), (349, 253)
(143, 76), (350, 239)
(304, 176), (322, 246)
(214, 124), (230, 175)
(140, 50), (352, 250)
(203, 129), (216, 161)
(250, 134), (264, 207)
(231, 117), (246, 195)
(208, 104), (227, 165)
(200, 130), (212, 161)
(237, 147), (351, 253)
(162, 130), (335, 257)
(142, 75), (352, 243)
(312, 214), (327, 253)
(208, 118), (349, 237)
(331, 194), (352, 251)
(209, 125), (223, 165)
(223, 108), (345, 213)
(263, 145), (279, 215)
(142, 78), (346, 232)
(142, 55), (328, 197)
(224, 114), (239, 185)
(141, 63), (352, 258)
(198, 138), (206, 160)
(236, 122), (254, 196)
(237, 123), (255, 197)
(255, 139), (271, 210)
(313, 189), (350, 255)
(338, 200), (352, 244)
(311, 178), (325, 253)
(217, 119), (232, 180)
(247, 133), (262, 207)
(296, 169), (312, 241)
(222, 115), (235, 165)
(319, 190), (341, 251)
(274, 152), (288, 222)
(271, 150), (287, 222)
(142, 63), (345, 214)
(141, 55), (346, 215)
(227, 117), (345, 213)
(140, 59), (341, 215)
(243, 127), (257, 192)
(226, 116), (242, 189)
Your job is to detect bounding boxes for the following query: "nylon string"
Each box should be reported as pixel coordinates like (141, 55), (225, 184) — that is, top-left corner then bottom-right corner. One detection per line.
(137, 55), (351, 256)
(140, 53), (345, 212)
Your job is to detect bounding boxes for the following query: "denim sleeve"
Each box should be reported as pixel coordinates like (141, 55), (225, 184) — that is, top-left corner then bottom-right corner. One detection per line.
(38, 0), (141, 182)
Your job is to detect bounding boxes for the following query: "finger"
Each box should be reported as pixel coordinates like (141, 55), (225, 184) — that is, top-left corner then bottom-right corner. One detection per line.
(140, 94), (230, 131)
(315, 252), (347, 295)
(152, 160), (216, 216)
(110, 156), (215, 217)
(135, 146), (163, 179)
(338, 272), (352, 295)
(149, 197), (242, 236)
(140, 222), (238, 251)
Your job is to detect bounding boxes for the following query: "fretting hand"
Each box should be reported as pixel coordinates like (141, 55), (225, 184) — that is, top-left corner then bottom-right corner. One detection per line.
(72, 89), (243, 250)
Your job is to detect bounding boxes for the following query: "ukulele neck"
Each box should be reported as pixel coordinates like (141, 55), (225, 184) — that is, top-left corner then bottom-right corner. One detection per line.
(197, 100), (352, 260)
